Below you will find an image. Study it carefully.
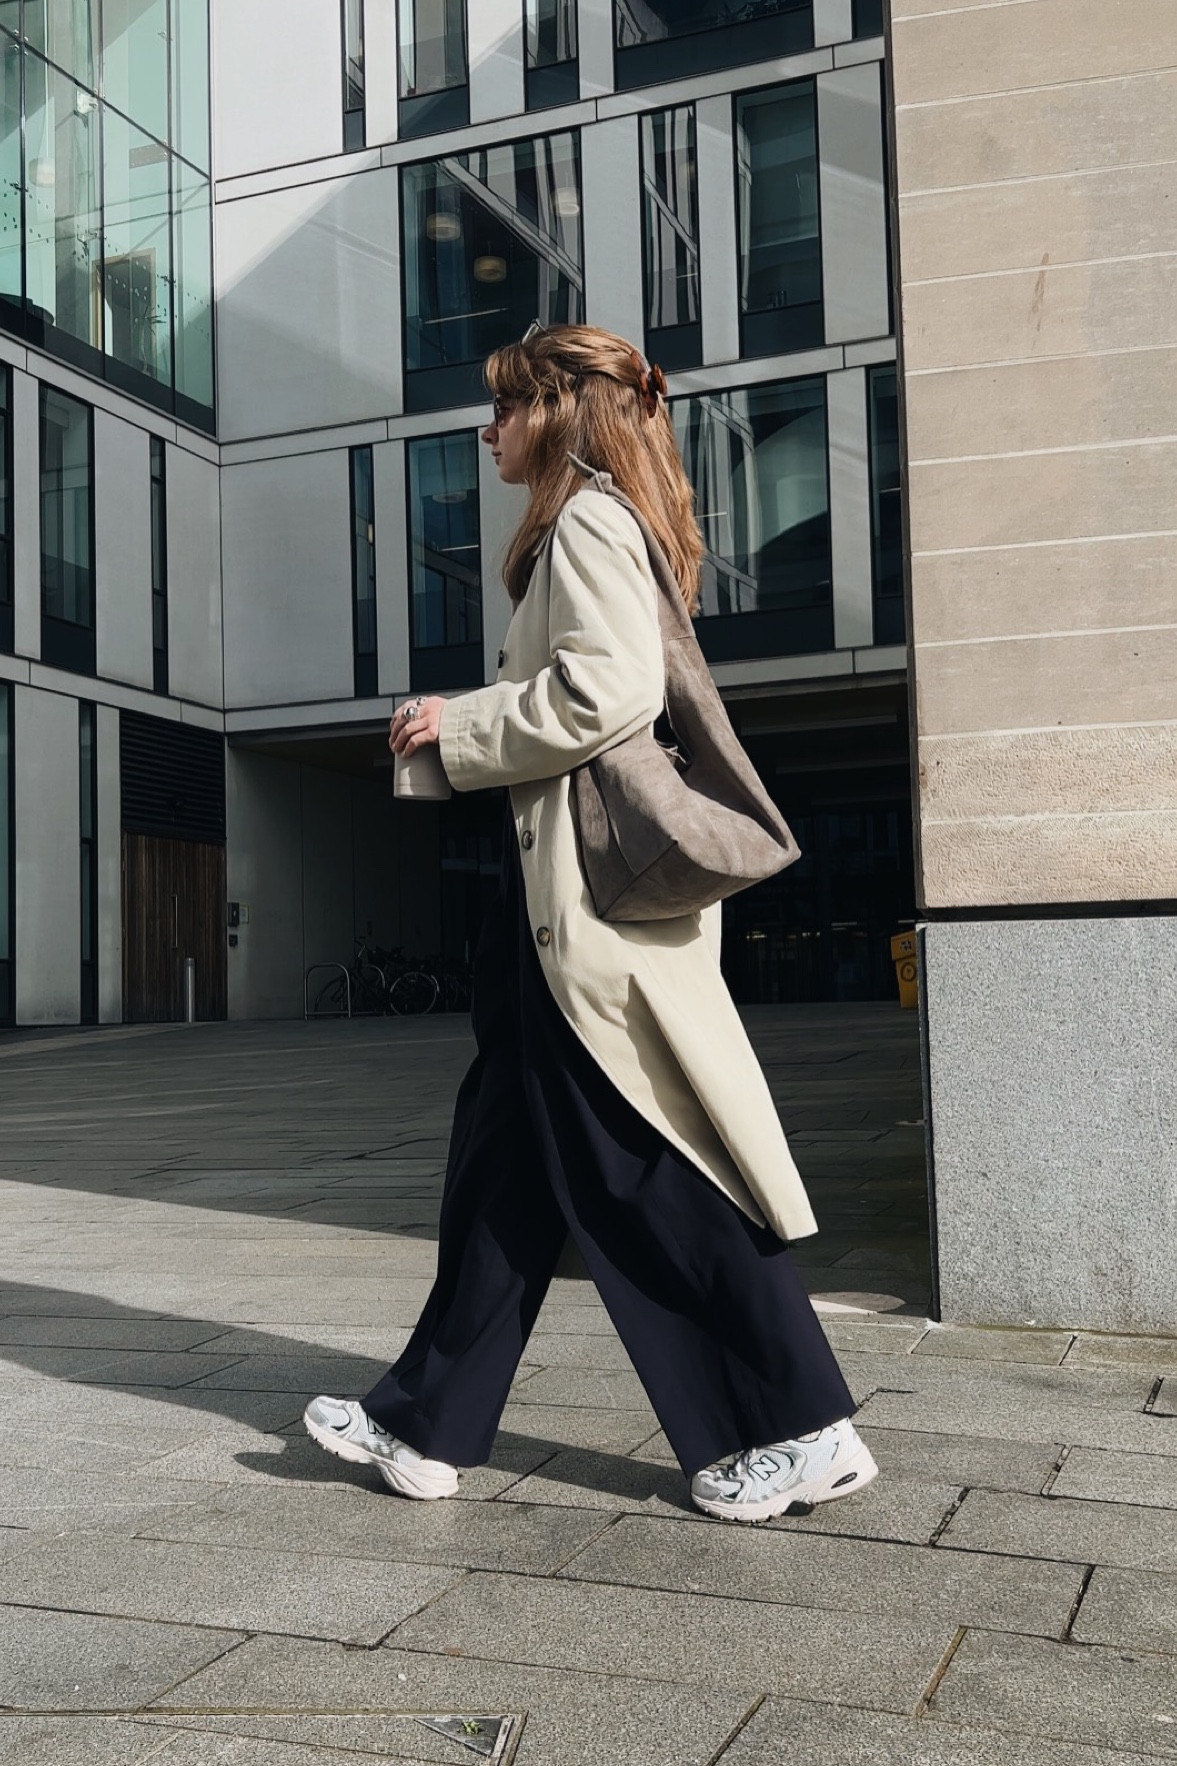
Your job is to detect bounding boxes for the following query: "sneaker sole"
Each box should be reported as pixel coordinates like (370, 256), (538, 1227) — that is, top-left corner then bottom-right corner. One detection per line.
(303, 1405), (458, 1500)
(692, 1439), (880, 1525)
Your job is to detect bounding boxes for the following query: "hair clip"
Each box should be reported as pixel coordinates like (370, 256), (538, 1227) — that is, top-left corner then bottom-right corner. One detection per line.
(630, 349), (667, 417)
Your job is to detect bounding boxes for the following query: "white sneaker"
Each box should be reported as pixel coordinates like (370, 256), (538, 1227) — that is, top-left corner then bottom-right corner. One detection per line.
(303, 1395), (459, 1500)
(691, 1418), (878, 1523)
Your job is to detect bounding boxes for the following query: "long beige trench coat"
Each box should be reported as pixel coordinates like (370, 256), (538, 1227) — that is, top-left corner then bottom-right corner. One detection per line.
(438, 468), (818, 1243)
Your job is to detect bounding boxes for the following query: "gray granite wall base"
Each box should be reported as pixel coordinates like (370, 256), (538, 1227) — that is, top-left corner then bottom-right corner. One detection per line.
(923, 918), (1177, 1335)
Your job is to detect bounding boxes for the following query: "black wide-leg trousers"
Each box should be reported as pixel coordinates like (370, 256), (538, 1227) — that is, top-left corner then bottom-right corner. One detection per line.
(363, 803), (854, 1477)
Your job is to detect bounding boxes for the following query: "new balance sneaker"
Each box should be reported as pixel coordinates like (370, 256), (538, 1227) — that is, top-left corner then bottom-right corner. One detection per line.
(303, 1396), (459, 1500)
(691, 1418), (878, 1523)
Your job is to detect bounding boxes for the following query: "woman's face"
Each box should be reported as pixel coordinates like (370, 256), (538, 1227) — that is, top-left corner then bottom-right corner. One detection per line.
(482, 396), (529, 486)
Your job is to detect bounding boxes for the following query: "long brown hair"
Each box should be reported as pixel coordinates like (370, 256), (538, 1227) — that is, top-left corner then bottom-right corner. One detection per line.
(485, 324), (703, 614)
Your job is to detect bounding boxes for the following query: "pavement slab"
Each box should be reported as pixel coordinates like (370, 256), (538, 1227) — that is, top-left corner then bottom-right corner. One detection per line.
(389, 1570), (959, 1711)
(927, 1629), (1177, 1758)
(148, 1635), (755, 1766)
(0, 1717), (203, 1766)
(559, 1513), (1085, 1637)
(863, 1427), (1061, 1493)
(137, 1712), (517, 1763)
(1052, 1447), (1177, 1510)
(913, 1325), (1074, 1364)
(1072, 1566), (1177, 1654)
(1066, 1335), (1177, 1376)
(723, 1697), (1171, 1766)
(138, 1482), (615, 1574)
(939, 1488), (1177, 1572)
(1, 1533), (465, 1646)
(0, 1605), (245, 1711)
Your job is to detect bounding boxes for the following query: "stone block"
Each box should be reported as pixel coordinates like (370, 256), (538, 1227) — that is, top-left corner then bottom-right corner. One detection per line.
(139, 1481), (610, 1574)
(0, 1606), (244, 1711)
(1067, 1335), (1177, 1375)
(391, 1571), (959, 1710)
(923, 919), (1177, 1331)
(940, 1488), (1177, 1572)
(927, 1628), (1177, 1757)
(561, 1513), (1083, 1638)
(501, 1366), (654, 1414)
(499, 1448), (692, 1517)
(919, 813), (1177, 911)
(0, 1717), (215, 1765)
(183, 1354), (388, 1392)
(1052, 1447), (1177, 1511)
(1073, 1566), (1177, 1655)
(864, 1427), (1060, 1494)
(723, 1694), (1163, 1766)
(913, 1326), (1072, 1365)
(1, 1533), (463, 1646)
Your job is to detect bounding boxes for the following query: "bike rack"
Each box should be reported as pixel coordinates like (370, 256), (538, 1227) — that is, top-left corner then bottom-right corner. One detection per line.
(304, 963), (353, 1020)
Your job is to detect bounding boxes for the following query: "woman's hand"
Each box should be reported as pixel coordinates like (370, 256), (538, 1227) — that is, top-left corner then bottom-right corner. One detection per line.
(389, 696), (445, 757)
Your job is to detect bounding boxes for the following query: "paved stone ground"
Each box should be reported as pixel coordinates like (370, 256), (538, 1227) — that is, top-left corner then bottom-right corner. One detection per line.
(0, 1009), (1174, 1766)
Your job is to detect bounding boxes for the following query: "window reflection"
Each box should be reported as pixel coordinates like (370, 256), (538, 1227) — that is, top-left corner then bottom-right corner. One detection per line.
(614, 0), (811, 85)
(26, 0), (96, 91)
(399, 0), (466, 97)
(40, 384), (93, 658)
(173, 157), (213, 413)
(673, 377), (832, 656)
(0, 680), (10, 1025)
(0, 39), (19, 307)
(527, 0), (577, 66)
(641, 106), (699, 365)
(404, 132), (582, 409)
(25, 58), (103, 350)
(0, 368), (10, 655)
(102, 109), (172, 387)
(350, 445), (377, 697)
(407, 433), (482, 655)
(736, 79), (822, 357)
(343, 0), (365, 151)
(103, 0), (168, 145)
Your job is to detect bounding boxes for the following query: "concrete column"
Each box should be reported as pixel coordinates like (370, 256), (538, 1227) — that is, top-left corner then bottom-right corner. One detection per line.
(818, 61), (890, 345)
(581, 117), (643, 342)
(95, 412), (153, 692)
(96, 703), (122, 1025)
(363, 0), (399, 145)
(375, 438), (410, 701)
(827, 367), (875, 651)
(578, 0), (614, 98)
(12, 369), (39, 662)
(696, 95), (740, 367)
(469, 0), (525, 122)
(15, 686), (80, 1025)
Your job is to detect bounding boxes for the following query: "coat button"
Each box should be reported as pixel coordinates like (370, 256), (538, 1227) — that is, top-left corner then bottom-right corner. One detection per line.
(536, 926), (551, 947)
(497, 650), (505, 667)
(521, 830), (534, 850)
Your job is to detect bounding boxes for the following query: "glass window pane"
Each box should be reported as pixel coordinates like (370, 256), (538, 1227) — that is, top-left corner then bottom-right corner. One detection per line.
(25, 57), (103, 350)
(0, 36), (21, 304)
(0, 682), (9, 963)
(40, 385), (92, 627)
(869, 364), (902, 630)
(616, 0), (803, 46)
(736, 81), (820, 316)
(26, 0), (96, 91)
(173, 155), (212, 408)
(526, 0), (576, 68)
(672, 378), (830, 618)
(102, 0), (168, 145)
(102, 107), (172, 385)
(641, 106), (698, 332)
(350, 446), (376, 658)
(399, 0), (466, 98)
(407, 433), (481, 650)
(344, 0), (364, 108)
(404, 131), (582, 375)
(79, 701), (94, 838)
(0, 3), (20, 39)
(171, 0), (209, 171)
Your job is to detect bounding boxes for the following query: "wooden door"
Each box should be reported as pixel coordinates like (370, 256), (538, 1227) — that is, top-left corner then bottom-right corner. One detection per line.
(123, 833), (227, 1022)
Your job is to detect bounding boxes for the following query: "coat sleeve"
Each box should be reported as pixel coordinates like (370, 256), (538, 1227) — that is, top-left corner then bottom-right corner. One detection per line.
(438, 491), (665, 792)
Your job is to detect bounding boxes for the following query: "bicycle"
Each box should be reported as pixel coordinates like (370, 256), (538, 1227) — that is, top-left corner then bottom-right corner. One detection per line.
(366, 942), (439, 1015)
(312, 939), (388, 1017)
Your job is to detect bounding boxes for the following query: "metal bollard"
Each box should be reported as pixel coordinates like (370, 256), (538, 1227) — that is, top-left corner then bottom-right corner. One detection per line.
(183, 957), (196, 1024)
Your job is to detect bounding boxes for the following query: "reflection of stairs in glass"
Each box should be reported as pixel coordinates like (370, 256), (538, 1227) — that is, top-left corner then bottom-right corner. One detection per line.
(443, 154), (583, 291)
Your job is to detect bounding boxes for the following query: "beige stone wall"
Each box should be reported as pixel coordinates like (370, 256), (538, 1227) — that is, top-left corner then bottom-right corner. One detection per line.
(891, 0), (1177, 907)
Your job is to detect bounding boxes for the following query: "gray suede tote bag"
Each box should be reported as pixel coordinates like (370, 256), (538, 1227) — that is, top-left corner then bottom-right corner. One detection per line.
(570, 467), (801, 922)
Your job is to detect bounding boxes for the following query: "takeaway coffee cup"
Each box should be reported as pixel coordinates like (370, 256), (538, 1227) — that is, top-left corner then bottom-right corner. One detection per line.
(393, 745), (451, 800)
(392, 698), (452, 801)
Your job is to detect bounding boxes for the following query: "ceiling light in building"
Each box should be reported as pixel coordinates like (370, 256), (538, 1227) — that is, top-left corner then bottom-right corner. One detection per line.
(553, 188), (580, 217)
(425, 212), (461, 241)
(473, 255), (507, 283)
(431, 490), (468, 504)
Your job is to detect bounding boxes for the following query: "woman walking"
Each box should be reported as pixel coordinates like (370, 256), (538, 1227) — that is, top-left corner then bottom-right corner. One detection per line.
(304, 324), (876, 1523)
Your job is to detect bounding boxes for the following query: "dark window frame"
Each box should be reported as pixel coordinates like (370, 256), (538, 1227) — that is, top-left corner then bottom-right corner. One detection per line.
(0, 363), (12, 653)
(867, 361), (903, 647)
(396, 0), (470, 139)
(0, 679), (12, 1025)
(613, 1), (814, 90)
(404, 428), (484, 694)
(79, 698), (98, 1024)
(342, 0), (366, 150)
(852, 0), (885, 40)
(734, 73), (825, 362)
(524, 0), (579, 111)
(151, 434), (169, 694)
(0, 17), (216, 434)
(349, 443), (378, 698)
(40, 384), (97, 677)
